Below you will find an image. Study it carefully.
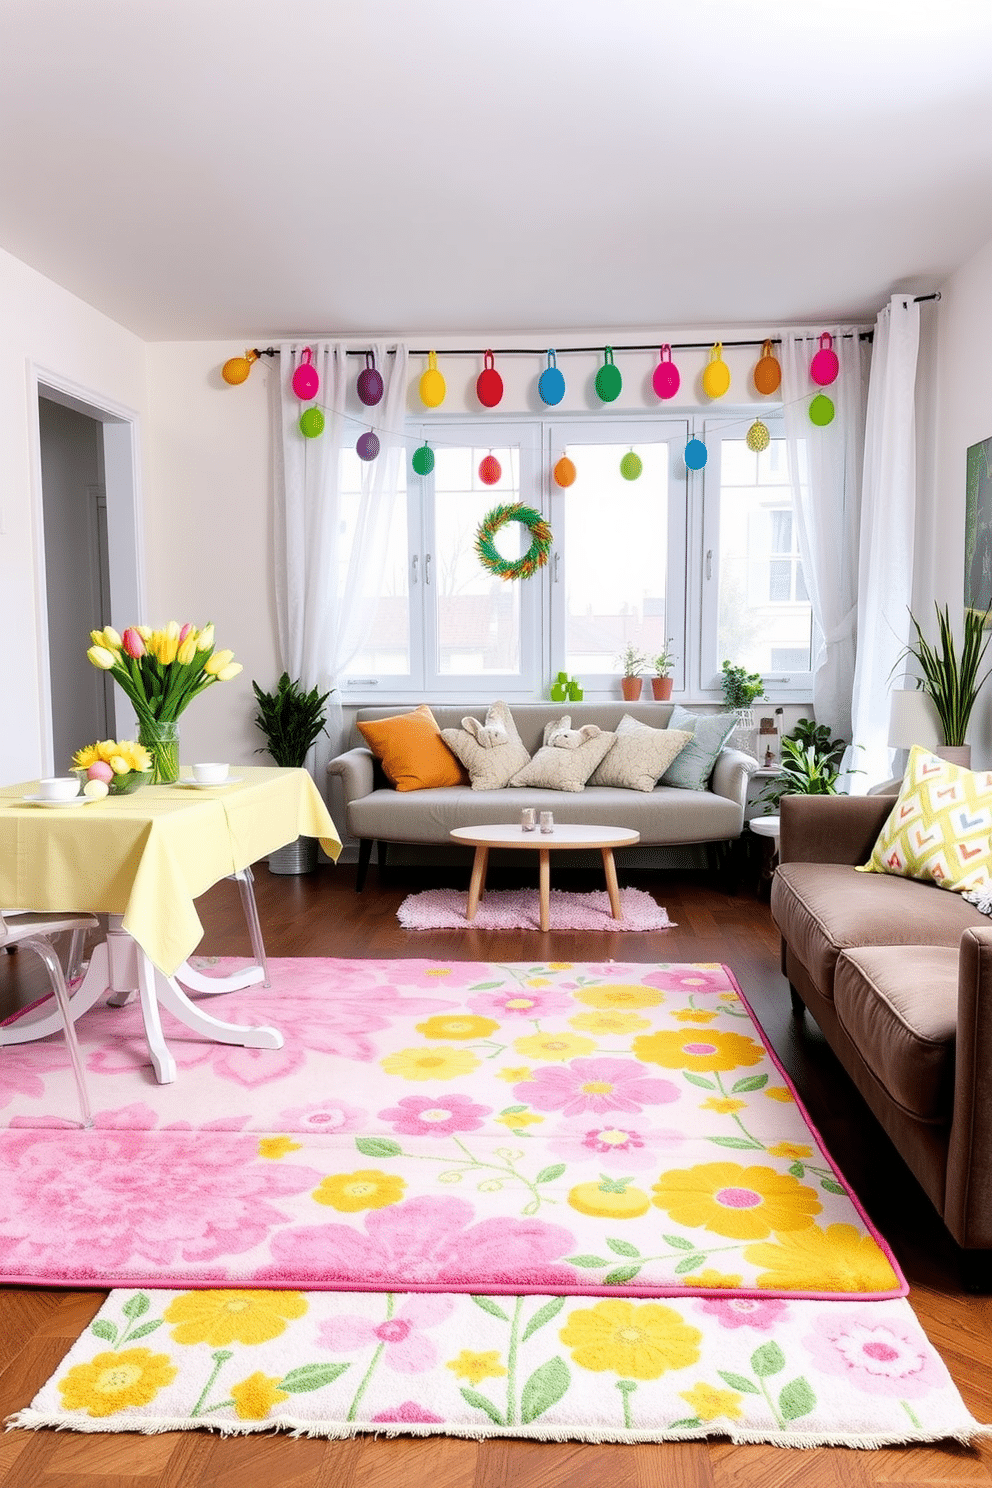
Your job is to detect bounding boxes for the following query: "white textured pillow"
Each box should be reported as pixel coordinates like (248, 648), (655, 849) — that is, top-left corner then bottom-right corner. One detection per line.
(588, 714), (693, 792)
(441, 701), (531, 790)
(510, 727), (616, 792)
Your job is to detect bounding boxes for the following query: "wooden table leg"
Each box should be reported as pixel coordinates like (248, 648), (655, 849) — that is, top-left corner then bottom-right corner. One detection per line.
(466, 846), (489, 921)
(539, 849), (551, 931)
(602, 848), (623, 920)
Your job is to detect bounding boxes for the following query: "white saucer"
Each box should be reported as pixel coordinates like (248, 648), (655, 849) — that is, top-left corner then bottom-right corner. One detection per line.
(22, 794), (96, 808)
(177, 776), (241, 790)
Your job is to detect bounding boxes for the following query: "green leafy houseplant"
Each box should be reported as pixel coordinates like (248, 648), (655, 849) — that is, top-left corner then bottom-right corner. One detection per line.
(252, 673), (331, 767)
(759, 718), (854, 811)
(617, 643), (648, 678)
(721, 660), (765, 710)
(652, 641), (677, 676)
(894, 604), (992, 747)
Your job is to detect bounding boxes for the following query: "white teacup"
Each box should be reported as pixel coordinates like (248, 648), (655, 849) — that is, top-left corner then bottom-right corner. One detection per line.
(38, 776), (82, 801)
(192, 762), (230, 785)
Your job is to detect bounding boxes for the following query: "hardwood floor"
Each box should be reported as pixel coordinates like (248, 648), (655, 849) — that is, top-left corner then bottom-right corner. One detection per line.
(2, 858), (991, 1486)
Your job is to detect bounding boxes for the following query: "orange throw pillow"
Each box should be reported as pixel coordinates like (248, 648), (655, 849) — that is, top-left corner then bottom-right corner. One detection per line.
(357, 705), (468, 791)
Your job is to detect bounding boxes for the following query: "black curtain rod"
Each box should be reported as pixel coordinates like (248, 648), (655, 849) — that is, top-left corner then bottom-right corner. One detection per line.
(251, 296), (938, 359)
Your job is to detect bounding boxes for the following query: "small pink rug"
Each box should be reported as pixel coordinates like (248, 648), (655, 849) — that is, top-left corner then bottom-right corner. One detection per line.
(397, 888), (674, 932)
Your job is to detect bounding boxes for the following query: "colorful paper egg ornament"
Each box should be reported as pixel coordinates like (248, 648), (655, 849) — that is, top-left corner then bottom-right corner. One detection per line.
(684, 438), (708, 470)
(357, 430), (380, 461)
(222, 349), (258, 385)
(411, 442), (435, 476)
(702, 343), (731, 399)
(809, 394), (835, 426)
(479, 454), (502, 485)
(299, 407), (325, 439)
(292, 347), (320, 401)
(652, 345), (680, 399)
(553, 455), (577, 488)
(810, 333), (839, 386)
(419, 350), (446, 408)
(357, 352), (384, 407)
(746, 419), (771, 453)
(620, 451), (643, 481)
(753, 340), (781, 395)
(476, 350), (504, 408)
(539, 350), (566, 405)
(595, 347), (622, 403)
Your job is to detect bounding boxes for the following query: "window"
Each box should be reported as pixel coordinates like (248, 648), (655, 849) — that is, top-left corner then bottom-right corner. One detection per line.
(341, 409), (811, 702)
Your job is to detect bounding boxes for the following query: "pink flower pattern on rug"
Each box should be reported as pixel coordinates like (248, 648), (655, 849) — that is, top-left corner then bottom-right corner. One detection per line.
(513, 1056), (681, 1116)
(378, 1094), (492, 1137)
(546, 1118), (685, 1170)
(802, 1308), (947, 1397)
(317, 1293), (456, 1372)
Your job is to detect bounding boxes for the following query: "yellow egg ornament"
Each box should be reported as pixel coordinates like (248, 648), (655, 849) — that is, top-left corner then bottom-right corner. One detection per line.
(419, 350), (446, 408)
(746, 419), (771, 453)
(221, 349), (258, 385)
(702, 343), (731, 399)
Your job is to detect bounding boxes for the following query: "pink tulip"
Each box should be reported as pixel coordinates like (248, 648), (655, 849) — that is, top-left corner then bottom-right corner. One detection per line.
(179, 622), (194, 643)
(122, 627), (145, 659)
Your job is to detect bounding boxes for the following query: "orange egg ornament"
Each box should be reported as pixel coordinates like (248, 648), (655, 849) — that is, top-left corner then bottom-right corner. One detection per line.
(222, 349), (258, 385)
(553, 455), (577, 488)
(753, 339), (781, 395)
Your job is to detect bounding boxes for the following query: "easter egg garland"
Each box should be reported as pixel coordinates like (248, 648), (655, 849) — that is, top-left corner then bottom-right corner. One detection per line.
(475, 502), (553, 582)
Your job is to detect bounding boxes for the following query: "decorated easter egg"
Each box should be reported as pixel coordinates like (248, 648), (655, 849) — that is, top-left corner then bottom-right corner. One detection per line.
(553, 455), (577, 487)
(702, 343), (731, 399)
(87, 760), (114, 783)
(620, 451), (643, 481)
(746, 419), (771, 452)
(83, 778), (110, 799)
(357, 352), (384, 406)
(419, 350), (446, 408)
(222, 349), (258, 385)
(292, 347), (319, 400)
(479, 454), (502, 485)
(753, 339), (781, 395)
(299, 407), (325, 439)
(684, 438), (708, 470)
(357, 431), (380, 461)
(476, 350), (503, 408)
(539, 350), (566, 405)
(595, 347), (622, 403)
(810, 332), (839, 386)
(809, 393), (835, 426)
(652, 345), (680, 399)
(411, 442), (435, 476)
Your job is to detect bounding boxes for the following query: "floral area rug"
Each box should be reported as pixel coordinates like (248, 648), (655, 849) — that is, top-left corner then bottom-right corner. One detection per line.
(0, 959), (903, 1299)
(11, 1286), (989, 1448)
(397, 887), (674, 931)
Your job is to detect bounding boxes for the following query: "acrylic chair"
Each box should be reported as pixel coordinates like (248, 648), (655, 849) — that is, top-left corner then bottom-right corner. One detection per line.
(0, 909), (98, 1127)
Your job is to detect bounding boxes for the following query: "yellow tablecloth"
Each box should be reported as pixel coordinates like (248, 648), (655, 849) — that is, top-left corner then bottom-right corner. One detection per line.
(0, 767), (341, 976)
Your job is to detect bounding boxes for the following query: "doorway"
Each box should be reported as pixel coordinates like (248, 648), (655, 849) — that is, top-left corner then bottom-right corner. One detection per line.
(33, 376), (144, 774)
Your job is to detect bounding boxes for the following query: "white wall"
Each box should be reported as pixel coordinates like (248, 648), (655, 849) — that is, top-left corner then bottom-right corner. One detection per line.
(0, 247), (148, 785)
(931, 235), (992, 766)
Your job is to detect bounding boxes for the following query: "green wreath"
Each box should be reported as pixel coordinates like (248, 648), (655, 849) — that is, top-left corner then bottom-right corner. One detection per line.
(475, 502), (553, 582)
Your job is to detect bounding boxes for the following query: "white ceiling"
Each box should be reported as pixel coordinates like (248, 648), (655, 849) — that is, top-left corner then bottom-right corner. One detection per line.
(1, 0), (991, 342)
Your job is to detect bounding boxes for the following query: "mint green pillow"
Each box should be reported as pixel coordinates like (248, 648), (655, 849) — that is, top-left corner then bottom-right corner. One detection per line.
(660, 706), (737, 790)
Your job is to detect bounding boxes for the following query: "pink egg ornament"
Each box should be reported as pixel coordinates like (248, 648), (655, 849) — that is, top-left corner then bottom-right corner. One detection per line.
(810, 333), (839, 386)
(87, 760), (114, 783)
(292, 347), (320, 401)
(652, 345), (681, 399)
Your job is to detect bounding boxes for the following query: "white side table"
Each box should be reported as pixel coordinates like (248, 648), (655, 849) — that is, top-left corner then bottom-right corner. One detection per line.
(749, 814), (781, 898)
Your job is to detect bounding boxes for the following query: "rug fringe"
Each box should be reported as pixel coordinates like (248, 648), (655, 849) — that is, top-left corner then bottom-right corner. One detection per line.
(8, 1408), (991, 1450)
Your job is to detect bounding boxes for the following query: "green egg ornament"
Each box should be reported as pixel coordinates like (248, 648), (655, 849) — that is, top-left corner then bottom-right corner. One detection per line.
(620, 451), (643, 481)
(411, 442), (435, 476)
(299, 407), (325, 439)
(809, 393), (835, 427)
(595, 347), (622, 403)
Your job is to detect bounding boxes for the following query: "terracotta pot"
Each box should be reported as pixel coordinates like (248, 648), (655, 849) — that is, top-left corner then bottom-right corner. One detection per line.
(620, 677), (643, 701)
(651, 676), (673, 701)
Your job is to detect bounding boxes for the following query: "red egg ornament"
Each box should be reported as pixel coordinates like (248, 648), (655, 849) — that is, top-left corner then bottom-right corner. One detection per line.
(810, 332), (839, 386)
(479, 454), (502, 485)
(476, 350), (504, 408)
(357, 352), (384, 407)
(292, 347), (320, 400)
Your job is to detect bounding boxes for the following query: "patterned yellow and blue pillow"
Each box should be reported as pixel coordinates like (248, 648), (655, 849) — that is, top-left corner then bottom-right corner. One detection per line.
(858, 745), (992, 892)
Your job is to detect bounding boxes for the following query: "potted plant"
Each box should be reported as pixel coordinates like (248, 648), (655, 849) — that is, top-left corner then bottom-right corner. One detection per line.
(893, 603), (992, 767)
(720, 660), (765, 754)
(252, 672), (331, 873)
(617, 643), (648, 701)
(759, 719), (852, 811)
(650, 641), (676, 701)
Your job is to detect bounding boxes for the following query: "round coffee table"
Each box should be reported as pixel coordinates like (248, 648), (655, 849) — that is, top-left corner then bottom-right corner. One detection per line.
(449, 823), (640, 932)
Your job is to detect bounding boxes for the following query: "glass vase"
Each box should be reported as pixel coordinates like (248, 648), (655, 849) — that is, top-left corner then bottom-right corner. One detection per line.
(138, 719), (180, 785)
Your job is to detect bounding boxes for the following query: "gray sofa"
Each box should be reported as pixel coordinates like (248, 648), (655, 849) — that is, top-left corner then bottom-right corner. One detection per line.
(327, 702), (758, 890)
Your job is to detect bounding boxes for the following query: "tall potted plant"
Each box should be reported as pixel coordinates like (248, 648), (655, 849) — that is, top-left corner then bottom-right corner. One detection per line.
(252, 672), (331, 873)
(894, 604), (992, 766)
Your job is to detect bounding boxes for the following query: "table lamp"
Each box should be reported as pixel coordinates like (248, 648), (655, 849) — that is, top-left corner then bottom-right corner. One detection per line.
(887, 688), (941, 754)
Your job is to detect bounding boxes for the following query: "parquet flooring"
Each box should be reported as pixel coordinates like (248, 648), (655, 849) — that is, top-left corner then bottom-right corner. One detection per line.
(1, 857), (990, 1486)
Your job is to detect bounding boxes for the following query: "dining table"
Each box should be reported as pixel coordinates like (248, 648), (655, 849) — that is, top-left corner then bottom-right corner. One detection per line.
(0, 765), (341, 1082)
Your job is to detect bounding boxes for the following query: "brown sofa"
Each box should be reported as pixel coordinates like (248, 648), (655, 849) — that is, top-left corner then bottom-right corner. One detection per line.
(770, 792), (992, 1268)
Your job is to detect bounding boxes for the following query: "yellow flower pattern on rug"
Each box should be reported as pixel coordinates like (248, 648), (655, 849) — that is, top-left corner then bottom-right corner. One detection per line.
(560, 1299), (702, 1377)
(745, 1224), (901, 1294)
(58, 1347), (177, 1417)
(651, 1163), (822, 1240)
(164, 1290), (308, 1345)
(857, 745), (992, 892)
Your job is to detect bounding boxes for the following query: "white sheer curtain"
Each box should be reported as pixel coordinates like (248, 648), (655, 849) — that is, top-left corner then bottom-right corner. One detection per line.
(273, 340), (409, 783)
(780, 328), (870, 744)
(848, 296), (921, 790)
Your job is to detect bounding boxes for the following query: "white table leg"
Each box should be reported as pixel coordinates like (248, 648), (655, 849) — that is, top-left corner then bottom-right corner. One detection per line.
(136, 949), (177, 1084)
(148, 960), (283, 1054)
(175, 963), (265, 994)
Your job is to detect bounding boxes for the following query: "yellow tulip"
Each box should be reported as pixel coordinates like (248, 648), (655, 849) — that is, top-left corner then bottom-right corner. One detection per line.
(217, 662), (243, 682)
(158, 628), (180, 665)
(136, 625), (153, 641)
(196, 623), (215, 651)
(177, 635), (197, 666)
(204, 649), (234, 675)
(87, 645), (116, 670)
(102, 627), (123, 650)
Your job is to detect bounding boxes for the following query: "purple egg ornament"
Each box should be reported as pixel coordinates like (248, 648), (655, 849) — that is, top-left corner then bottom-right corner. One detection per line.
(357, 352), (384, 407)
